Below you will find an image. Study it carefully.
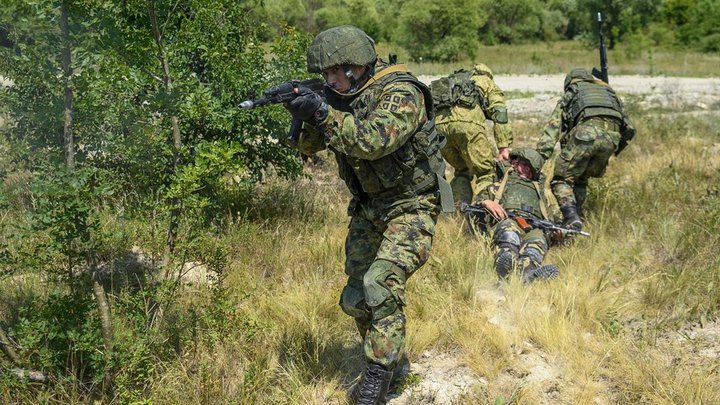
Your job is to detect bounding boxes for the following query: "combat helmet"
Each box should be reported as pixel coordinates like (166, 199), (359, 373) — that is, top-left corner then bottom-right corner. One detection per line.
(307, 25), (377, 73)
(510, 148), (545, 180)
(473, 63), (494, 79)
(564, 68), (593, 90)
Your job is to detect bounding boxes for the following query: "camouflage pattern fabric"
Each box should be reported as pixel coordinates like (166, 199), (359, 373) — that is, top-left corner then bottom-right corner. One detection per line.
(435, 67), (513, 204)
(340, 193), (438, 368)
(550, 118), (619, 206)
(537, 79), (635, 209)
(436, 118), (495, 204)
(296, 62), (446, 371)
(491, 218), (549, 275)
(475, 165), (562, 278)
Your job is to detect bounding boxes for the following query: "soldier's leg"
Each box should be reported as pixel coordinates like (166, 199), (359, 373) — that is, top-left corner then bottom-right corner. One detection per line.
(518, 230), (558, 283)
(553, 124), (596, 230)
(574, 179), (588, 218)
(492, 219), (522, 279)
(341, 214), (383, 339)
(370, 200), (437, 370)
(352, 201), (436, 404)
(439, 121), (474, 205)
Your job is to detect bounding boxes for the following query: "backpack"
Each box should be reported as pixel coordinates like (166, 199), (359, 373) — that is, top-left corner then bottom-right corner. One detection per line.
(430, 69), (479, 110)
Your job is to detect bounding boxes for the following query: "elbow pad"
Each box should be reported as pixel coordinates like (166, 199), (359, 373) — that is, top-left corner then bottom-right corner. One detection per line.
(494, 106), (508, 124)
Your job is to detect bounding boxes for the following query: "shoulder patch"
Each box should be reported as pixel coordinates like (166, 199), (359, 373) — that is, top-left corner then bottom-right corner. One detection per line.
(382, 94), (401, 112)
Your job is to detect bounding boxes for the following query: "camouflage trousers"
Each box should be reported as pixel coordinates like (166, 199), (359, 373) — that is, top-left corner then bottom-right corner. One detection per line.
(339, 194), (438, 369)
(491, 218), (549, 277)
(552, 118), (621, 207)
(437, 119), (495, 205)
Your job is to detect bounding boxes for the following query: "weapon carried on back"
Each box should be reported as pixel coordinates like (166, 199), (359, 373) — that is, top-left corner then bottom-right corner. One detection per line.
(459, 202), (590, 237)
(240, 78), (325, 144)
(591, 12), (609, 84)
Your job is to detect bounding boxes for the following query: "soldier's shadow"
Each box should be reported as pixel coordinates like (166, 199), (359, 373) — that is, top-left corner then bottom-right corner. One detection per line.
(276, 332), (365, 391)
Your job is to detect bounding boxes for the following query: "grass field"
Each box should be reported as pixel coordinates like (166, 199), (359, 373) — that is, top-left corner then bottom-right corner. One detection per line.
(1, 41), (719, 404)
(375, 41), (720, 77)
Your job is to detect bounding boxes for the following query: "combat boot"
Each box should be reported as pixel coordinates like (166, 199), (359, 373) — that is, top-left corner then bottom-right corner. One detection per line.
(560, 204), (583, 231)
(521, 263), (559, 283)
(494, 249), (517, 279)
(356, 362), (393, 405)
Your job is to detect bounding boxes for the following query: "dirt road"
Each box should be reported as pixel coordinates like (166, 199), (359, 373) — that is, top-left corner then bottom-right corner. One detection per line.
(418, 74), (720, 117)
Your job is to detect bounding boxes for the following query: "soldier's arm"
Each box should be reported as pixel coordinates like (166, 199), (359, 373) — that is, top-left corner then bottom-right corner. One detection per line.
(315, 82), (426, 160)
(615, 97), (636, 155)
(296, 125), (328, 155)
(475, 76), (512, 149)
(536, 94), (570, 159)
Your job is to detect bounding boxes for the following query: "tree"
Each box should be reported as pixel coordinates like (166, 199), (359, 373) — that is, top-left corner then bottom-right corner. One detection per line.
(397, 0), (487, 62)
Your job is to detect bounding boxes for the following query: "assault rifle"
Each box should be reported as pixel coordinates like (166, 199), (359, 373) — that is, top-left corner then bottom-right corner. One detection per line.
(591, 12), (609, 84)
(459, 202), (590, 237)
(240, 78), (325, 144)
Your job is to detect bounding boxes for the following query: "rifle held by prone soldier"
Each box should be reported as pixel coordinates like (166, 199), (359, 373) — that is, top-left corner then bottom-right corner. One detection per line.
(240, 78), (325, 144)
(459, 202), (590, 237)
(591, 12), (609, 84)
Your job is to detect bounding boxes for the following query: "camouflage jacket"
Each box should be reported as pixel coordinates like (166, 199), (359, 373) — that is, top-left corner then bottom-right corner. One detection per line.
(435, 69), (512, 149)
(297, 62), (452, 215)
(537, 80), (636, 159)
(477, 164), (562, 223)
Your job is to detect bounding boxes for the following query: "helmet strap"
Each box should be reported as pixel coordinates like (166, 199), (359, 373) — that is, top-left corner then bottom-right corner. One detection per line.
(342, 63), (375, 94)
(342, 65), (358, 93)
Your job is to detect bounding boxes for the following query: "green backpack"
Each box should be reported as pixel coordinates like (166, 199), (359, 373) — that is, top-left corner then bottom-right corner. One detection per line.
(430, 69), (479, 110)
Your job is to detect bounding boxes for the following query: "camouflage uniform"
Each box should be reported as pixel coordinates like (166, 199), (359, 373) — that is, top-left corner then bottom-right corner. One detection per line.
(475, 149), (562, 282)
(433, 64), (513, 205)
(537, 68), (636, 228)
(294, 26), (453, 385)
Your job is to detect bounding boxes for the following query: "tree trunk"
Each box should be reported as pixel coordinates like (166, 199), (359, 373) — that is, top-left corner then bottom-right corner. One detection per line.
(0, 324), (20, 364)
(146, 0), (182, 274)
(60, 1), (75, 170)
(90, 255), (114, 391)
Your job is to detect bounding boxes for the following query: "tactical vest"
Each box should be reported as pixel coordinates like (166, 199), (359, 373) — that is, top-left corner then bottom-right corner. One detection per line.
(326, 64), (449, 207)
(430, 69), (482, 110)
(496, 171), (546, 220)
(568, 81), (623, 125)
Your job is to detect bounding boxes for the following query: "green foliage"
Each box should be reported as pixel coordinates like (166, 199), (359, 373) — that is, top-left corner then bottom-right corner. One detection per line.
(9, 289), (106, 386)
(397, 0), (486, 62)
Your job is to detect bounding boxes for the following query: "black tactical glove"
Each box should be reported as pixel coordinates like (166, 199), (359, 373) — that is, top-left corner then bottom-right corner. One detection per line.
(285, 86), (328, 123)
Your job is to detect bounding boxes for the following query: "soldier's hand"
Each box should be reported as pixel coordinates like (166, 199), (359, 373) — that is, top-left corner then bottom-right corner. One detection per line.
(481, 200), (507, 220)
(285, 86), (327, 123)
(497, 147), (510, 161)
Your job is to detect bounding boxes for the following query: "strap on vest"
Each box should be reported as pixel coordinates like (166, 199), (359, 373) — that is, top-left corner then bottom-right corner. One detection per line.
(493, 168), (512, 203)
(533, 182), (550, 220)
(493, 168), (549, 220)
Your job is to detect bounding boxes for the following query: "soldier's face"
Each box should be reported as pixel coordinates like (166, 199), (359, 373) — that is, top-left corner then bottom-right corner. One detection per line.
(513, 158), (534, 179)
(322, 65), (367, 93)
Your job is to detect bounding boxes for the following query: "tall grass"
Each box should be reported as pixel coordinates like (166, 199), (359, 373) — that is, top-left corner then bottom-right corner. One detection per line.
(2, 82), (719, 404)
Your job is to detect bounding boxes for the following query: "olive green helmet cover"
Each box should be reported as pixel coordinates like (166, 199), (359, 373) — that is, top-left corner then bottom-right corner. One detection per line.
(564, 67), (593, 90)
(510, 148), (545, 180)
(307, 25), (377, 73)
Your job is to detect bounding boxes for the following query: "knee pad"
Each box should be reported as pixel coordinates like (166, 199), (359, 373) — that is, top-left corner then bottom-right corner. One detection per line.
(494, 230), (520, 252)
(339, 277), (369, 319)
(521, 246), (544, 264)
(363, 260), (406, 321)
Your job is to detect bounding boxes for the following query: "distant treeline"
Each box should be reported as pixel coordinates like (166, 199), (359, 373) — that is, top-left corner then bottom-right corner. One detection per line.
(257, 0), (720, 61)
